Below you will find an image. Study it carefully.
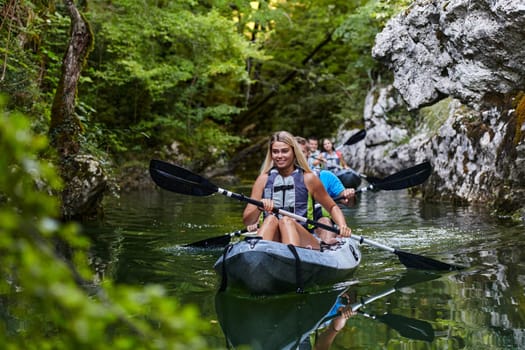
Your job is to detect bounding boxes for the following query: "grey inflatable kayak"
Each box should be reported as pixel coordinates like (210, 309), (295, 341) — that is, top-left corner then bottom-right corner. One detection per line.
(214, 236), (361, 294)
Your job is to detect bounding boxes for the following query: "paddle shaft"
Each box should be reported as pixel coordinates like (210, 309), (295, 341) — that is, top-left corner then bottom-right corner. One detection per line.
(321, 287), (396, 324)
(184, 228), (250, 248)
(350, 288), (396, 312)
(217, 186), (398, 250)
(215, 186), (463, 271)
(321, 283), (434, 342)
(216, 187), (341, 234)
(333, 185), (374, 201)
(149, 159), (461, 271)
(333, 162), (432, 201)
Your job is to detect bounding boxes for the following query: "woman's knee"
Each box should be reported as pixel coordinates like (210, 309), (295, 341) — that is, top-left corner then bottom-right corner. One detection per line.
(263, 215), (279, 225)
(258, 215), (281, 241)
(279, 216), (296, 227)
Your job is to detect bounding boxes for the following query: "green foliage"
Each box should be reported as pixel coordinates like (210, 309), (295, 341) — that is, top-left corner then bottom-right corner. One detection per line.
(2, 0), (411, 172)
(335, 0), (410, 70)
(0, 1), (70, 131)
(0, 97), (215, 349)
(331, 0), (410, 127)
(80, 0), (263, 166)
(230, 0), (410, 140)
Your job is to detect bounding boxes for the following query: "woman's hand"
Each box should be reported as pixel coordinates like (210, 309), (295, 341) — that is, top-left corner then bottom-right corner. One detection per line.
(330, 305), (356, 332)
(258, 198), (274, 213)
(338, 224), (351, 237)
(247, 223), (259, 232)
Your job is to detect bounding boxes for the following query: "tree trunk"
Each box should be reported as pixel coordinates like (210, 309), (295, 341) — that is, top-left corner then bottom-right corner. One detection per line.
(49, 1), (107, 220)
(49, 0), (93, 157)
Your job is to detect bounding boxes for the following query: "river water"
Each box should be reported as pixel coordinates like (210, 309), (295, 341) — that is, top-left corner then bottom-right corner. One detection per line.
(83, 187), (524, 349)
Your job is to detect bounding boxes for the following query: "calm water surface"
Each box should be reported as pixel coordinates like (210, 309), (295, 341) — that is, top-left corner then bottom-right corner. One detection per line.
(83, 187), (525, 349)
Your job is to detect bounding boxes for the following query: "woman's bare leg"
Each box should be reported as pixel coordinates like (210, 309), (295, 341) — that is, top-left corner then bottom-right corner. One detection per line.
(278, 216), (300, 246)
(258, 215), (281, 242)
(297, 224), (321, 249)
(279, 217), (320, 249)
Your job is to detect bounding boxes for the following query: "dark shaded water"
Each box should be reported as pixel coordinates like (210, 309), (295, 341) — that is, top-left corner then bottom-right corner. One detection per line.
(83, 188), (525, 349)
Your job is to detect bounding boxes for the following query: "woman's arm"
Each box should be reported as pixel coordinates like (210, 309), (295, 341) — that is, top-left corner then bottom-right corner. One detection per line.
(242, 174), (268, 226)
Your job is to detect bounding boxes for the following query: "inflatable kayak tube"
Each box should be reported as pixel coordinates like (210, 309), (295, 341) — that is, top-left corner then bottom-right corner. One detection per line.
(214, 236), (361, 294)
(335, 168), (362, 189)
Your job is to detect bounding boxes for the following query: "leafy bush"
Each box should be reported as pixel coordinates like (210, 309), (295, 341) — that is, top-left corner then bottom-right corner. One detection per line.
(0, 97), (215, 349)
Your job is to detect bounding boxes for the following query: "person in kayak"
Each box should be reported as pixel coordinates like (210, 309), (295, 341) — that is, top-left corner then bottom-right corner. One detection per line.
(321, 138), (349, 172)
(307, 136), (325, 171)
(313, 301), (356, 350)
(296, 136), (355, 245)
(243, 131), (351, 249)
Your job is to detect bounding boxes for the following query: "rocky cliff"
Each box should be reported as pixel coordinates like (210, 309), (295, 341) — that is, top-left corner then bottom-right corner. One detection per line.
(341, 0), (525, 221)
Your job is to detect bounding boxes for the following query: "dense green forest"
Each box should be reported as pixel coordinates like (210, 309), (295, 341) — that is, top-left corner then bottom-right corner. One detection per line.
(1, 0), (409, 348)
(2, 0), (408, 173)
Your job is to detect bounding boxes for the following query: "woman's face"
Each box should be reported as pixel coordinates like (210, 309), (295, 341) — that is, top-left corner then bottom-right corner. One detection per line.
(323, 139), (333, 151)
(271, 141), (295, 170)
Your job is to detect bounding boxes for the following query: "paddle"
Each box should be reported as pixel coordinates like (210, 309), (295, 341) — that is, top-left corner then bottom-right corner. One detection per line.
(149, 159), (463, 271)
(188, 159), (430, 249)
(335, 129), (366, 151)
(363, 161), (432, 189)
(321, 270), (439, 341)
(333, 161), (432, 201)
(350, 270), (442, 308)
(184, 228), (250, 248)
(353, 271), (438, 341)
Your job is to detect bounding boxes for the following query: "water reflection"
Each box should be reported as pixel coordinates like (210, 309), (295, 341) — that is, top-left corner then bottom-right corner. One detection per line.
(84, 190), (525, 349)
(215, 270), (443, 349)
(215, 287), (344, 349)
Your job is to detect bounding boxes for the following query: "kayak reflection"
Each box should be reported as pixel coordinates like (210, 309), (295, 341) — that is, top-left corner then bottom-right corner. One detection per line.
(215, 270), (441, 350)
(215, 287), (346, 350)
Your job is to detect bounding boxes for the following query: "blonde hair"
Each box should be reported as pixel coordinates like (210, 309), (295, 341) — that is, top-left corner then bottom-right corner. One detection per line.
(260, 131), (312, 174)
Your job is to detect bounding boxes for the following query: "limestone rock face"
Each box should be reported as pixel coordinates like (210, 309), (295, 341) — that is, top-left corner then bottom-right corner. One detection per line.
(343, 0), (525, 221)
(339, 84), (524, 221)
(372, 0), (525, 110)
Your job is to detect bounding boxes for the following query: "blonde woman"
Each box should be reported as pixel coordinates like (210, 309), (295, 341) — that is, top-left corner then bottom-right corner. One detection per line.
(243, 131), (351, 249)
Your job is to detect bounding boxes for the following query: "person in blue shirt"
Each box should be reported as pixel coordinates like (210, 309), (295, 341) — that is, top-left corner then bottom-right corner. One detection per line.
(296, 137), (355, 244)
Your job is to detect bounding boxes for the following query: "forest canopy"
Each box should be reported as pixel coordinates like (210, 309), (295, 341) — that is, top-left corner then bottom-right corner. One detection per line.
(1, 0), (409, 173)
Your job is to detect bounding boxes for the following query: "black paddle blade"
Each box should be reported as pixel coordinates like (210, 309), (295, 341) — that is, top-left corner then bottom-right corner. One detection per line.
(344, 129), (366, 146)
(396, 249), (464, 271)
(373, 161), (432, 191)
(149, 159), (218, 196)
(184, 234), (232, 248)
(375, 313), (435, 342)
